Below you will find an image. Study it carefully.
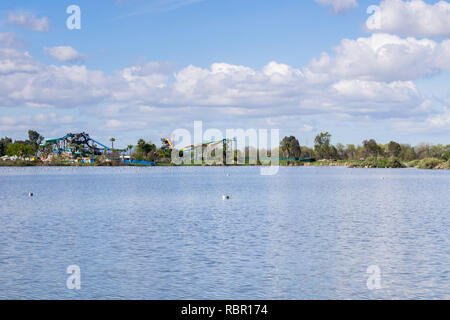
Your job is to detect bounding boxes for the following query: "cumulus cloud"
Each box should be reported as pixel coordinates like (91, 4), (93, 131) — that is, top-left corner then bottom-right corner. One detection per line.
(314, 0), (358, 13)
(0, 42), (427, 121)
(7, 12), (50, 32)
(4, 64), (110, 108)
(0, 32), (23, 48)
(0, 113), (74, 133)
(366, 0), (450, 38)
(170, 62), (306, 107)
(0, 44), (109, 108)
(0, 46), (39, 75)
(44, 46), (85, 63)
(393, 107), (450, 133)
(306, 33), (450, 82)
(0, 32), (445, 137)
(332, 79), (418, 102)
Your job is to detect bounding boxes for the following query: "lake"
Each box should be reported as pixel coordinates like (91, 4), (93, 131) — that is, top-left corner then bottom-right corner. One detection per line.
(0, 166), (448, 299)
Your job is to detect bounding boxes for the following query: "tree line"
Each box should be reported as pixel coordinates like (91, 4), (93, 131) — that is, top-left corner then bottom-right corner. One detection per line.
(0, 130), (44, 158)
(1, 130), (449, 164)
(280, 132), (450, 162)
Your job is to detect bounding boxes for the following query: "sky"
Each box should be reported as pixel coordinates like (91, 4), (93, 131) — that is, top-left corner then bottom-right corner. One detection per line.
(0, 0), (449, 148)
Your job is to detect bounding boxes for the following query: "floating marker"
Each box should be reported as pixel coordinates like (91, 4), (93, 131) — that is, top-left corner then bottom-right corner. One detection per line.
(29, 192), (34, 197)
(222, 195), (230, 200)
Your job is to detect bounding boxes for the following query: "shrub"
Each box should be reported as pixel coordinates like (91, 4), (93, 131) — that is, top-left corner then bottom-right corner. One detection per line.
(386, 158), (405, 168)
(407, 159), (420, 168)
(442, 150), (450, 161)
(417, 158), (440, 169)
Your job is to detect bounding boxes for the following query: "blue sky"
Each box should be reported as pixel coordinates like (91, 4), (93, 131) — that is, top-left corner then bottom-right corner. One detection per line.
(2, 1), (368, 70)
(0, 0), (449, 148)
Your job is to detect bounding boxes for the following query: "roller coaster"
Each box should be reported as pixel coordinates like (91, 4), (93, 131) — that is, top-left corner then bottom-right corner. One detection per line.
(40, 132), (111, 156)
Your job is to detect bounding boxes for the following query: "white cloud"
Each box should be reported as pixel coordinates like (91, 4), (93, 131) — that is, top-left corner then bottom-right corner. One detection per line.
(0, 113), (74, 132)
(7, 12), (50, 32)
(0, 35), (444, 136)
(332, 79), (419, 102)
(366, 0), (450, 38)
(314, 0), (358, 13)
(0, 45), (39, 75)
(44, 46), (84, 63)
(171, 62), (305, 107)
(0, 45), (109, 108)
(306, 33), (450, 82)
(393, 108), (450, 133)
(0, 43), (429, 119)
(0, 32), (23, 48)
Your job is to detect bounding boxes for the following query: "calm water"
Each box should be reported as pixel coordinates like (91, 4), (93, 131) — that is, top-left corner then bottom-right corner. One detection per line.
(0, 166), (448, 299)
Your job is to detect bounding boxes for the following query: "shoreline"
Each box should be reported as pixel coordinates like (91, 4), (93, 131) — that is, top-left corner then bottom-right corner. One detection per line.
(1, 158), (449, 170)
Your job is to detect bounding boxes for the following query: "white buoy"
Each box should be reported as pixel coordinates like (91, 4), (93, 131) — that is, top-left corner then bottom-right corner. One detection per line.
(29, 192), (34, 197)
(222, 195), (230, 200)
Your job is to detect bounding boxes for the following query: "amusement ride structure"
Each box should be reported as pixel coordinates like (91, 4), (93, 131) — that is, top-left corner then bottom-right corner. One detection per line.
(39, 132), (238, 165)
(40, 132), (111, 157)
(163, 137), (237, 153)
(161, 137), (238, 165)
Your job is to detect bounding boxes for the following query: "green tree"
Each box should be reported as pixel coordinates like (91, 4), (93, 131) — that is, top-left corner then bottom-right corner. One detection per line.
(415, 143), (431, 159)
(336, 143), (346, 160)
(158, 139), (173, 161)
(0, 137), (12, 157)
(442, 149), (450, 161)
(387, 141), (402, 157)
(27, 130), (44, 152)
(314, 132), (334, 159)
(110, 137), (116, 150)
(300, 146), (314, 158)
(346, 144), (357, 160)
(280, 136), (301, 159)
(363, 139), (381, 158)
(399, 144), (416, 161)
(5, 143), (34, 158)
(135, 139), (156, 161)
(127, 144), (134, 156)
(429, 144), (446, 159)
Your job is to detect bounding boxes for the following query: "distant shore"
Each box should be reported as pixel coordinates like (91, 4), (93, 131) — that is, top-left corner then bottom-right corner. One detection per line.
(1, 158), (449, 170)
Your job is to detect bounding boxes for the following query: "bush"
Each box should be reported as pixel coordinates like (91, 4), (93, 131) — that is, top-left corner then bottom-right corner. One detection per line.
(349, 158), (405, 168)
(407, 159), (420, 168)
(386, 158), (405, 168)
(417, 158), (441, 169)
(373, 158), (405, 168)
(442, 150), (450, 161)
